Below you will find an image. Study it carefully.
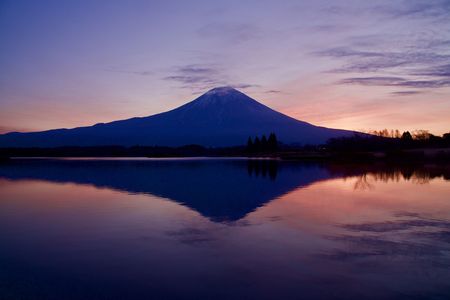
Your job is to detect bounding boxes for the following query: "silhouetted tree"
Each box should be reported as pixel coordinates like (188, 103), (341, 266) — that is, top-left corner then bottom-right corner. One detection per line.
(268, 133), (278, 152)
(443, 132), (450, 141)
(401, 131), (413, 141)
(261, 135), (268, 151)
(245, 133), (279, 154)
(428, 134), (442, 146)
(443, 132), (450, 147)
(369, 129), (402, 138)
(246, 137), (253, 152)
(413, 130), (430, 140)
(254, 136), (261, 152)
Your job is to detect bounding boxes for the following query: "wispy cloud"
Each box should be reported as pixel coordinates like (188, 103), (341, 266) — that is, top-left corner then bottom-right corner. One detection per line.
(231, 83), (260, 89)
(163, 64), (225, 90)
(396, 79), (450, 88)
(312, 1), (450, 98)
(318, 47), (450, 74)
(338, 76), (450, 89)
(413, 64), (450, 77)
(390, 91), (423, 96)
(163, 64), (259, 92)
(373, 0), (450, 20)
(316, 30), (450, 96)
(314, 47), (384, 59)
(323, 1), (450, 21)
(265, 90), (283, 94)
(338, 76), (405, 86)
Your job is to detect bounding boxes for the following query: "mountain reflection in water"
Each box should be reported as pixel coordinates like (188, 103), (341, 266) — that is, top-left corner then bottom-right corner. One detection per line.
(0, 158), (448, 222)
(0, 158), (450, 300)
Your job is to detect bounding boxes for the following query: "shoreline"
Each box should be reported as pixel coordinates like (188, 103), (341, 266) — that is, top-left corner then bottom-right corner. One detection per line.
(1, 146), (450, 162)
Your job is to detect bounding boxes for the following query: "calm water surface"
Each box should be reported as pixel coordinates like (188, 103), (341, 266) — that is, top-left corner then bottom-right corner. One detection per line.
(0, 158), (450, 300)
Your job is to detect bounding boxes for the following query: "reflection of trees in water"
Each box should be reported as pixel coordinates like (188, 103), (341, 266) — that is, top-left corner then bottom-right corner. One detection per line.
(247, 160), (278, 180)
(325, 163), (449, 190)
(353, 171), (432, 190)
(354, 174), (374, 190)
(245, 161), (449, 189)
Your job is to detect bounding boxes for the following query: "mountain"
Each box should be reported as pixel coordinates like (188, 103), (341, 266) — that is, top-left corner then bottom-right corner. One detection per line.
(0, 87), (355, 147)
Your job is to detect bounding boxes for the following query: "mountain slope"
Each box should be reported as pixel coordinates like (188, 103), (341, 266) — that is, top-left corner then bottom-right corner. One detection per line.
(0, 87), (355, 147)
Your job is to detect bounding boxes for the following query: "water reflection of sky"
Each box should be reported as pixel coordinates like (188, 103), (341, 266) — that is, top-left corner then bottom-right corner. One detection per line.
(0, 159), (449, 299)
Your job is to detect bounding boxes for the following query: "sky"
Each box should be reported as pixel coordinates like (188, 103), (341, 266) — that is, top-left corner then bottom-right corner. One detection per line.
(0, 0), (449, 135)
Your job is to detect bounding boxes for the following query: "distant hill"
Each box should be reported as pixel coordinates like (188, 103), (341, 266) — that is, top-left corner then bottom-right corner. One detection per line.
(0, 87), (356, 147)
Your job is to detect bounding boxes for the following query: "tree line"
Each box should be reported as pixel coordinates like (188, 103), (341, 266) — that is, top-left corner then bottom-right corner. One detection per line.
(246, 133), (278, 153)
(367, 129), (449, 141)
(327, 129), (450, 152)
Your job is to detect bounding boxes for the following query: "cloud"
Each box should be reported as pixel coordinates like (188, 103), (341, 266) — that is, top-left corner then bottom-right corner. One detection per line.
(338, 76), (450, 89)
(314, 47), (383, 59)
(338, 76), (406, 86)
(390, 91), (423, 96)
(429, 39), (450, 48)
(323, 1), (450, 21)
(373, 0), (450, 20)
(163, 64), (225, 90)
(396, 79), (450, 88)
(164, 75), (218, 85)
(317, 41), (450, 92)
(265, 90), (282, 94)
(231, 83), (260, 89)
(413, 64), (450, 77)
(318, 48), (450, 73)
(163, 64), (259, 92)
(177, 65), (217, 75)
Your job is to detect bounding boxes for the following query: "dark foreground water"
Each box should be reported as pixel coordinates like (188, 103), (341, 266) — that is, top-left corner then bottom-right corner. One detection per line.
(0, 158), (450, 300)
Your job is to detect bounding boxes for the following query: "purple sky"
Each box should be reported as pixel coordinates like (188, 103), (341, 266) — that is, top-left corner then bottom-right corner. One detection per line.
(1, 0), (449, 134)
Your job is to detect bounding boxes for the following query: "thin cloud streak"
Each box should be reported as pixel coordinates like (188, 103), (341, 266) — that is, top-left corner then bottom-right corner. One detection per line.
(390, 91), (423, 96)
(338, 76), (450, 88)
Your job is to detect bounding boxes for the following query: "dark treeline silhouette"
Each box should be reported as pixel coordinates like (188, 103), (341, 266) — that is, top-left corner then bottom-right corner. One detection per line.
(327, 130), (450, 152)
(246, 133), (278, 154)
(273, 129), (450, 162)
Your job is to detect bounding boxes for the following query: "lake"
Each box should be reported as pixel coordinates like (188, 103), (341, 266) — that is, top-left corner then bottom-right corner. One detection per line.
(0, 158), (450, 299)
